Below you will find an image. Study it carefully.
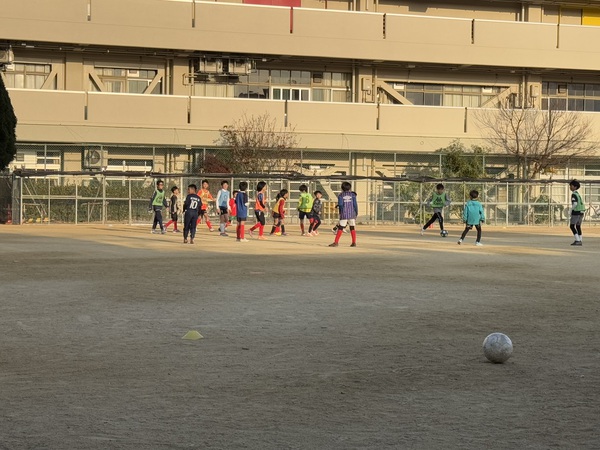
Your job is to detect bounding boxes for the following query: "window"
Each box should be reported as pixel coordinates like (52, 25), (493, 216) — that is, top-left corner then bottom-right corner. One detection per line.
(388, 82), (503, 107)
(3, 63), (54, 89)
(584, 165), (600, 177)
(272, 87), (309, 101)
(542, 81), (600, 112)
(92, 68), (161, 94)
(36, 151), (60, 166)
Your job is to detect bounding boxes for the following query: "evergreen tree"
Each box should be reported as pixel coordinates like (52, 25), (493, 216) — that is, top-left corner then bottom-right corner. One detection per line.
(0, 73), (17, 171)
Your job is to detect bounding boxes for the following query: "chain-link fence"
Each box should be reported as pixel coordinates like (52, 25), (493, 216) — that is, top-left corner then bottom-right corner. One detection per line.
(4, 173), (600, 227)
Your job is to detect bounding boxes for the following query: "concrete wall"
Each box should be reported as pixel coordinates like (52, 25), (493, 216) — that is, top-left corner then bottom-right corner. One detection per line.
(3, 1), (600, 71)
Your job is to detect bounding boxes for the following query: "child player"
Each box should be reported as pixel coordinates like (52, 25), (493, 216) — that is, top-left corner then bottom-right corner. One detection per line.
(270, 189), (288, 236)
(298, 184), (314, 236)
(421, 183), (451, 237)
(569, 179), (585, 246)
(164, 186), (182, 233)
(329, 182), (358, 247)
(458, 189), (485, 246)
(235, 181), (249, 242)
(307, 190), (323, 236)
(249, 181), (268, 240)
(196, 179), (215, 232)
(215, 180), (231, 237)
(183, 184), (202, 244)
(149, 179), (168, 234)
(229, 190), (238, 228)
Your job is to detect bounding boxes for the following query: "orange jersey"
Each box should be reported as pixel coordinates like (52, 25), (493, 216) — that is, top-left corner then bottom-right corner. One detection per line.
(199, 188), (213, 210)
(255, 192), (266, 211)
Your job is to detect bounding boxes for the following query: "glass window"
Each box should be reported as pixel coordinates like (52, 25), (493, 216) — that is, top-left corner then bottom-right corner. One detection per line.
(332, 89), (351, 102)
(312, 88), (329, 102)
(95, 67), (159, 94)
(549, 98), (567, 110)
(406, 91), (424, 105)
(271, 70), (290, 85)
(331, 72), (350, 88)
(3, 63), (53, 89)
(424, 93), (442, 106)
(568, 98), (584, 111)
(568, 84), (584, 96)
(249, 69), (269, 84)
(291, 70), (310, 85)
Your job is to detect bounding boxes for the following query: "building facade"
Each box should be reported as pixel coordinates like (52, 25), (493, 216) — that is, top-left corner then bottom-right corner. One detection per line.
(2, 0), (600, 184)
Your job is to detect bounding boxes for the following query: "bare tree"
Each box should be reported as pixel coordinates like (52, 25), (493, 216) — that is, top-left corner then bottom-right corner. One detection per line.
(477, 107), (595, 178)
(215, 112), (299, 174)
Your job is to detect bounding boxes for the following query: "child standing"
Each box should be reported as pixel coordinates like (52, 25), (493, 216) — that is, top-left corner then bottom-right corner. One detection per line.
(164, 186), (182, 233)
(216, 180), (231, 237)
(421, 183), (451, 236)
(298, 184), (314, 236)
(569, 179), (585, 246)
(183, 184), (202, 244)
(270, 189), (288, 236)
(329, 182), (358, 247)
(458, 190), (485, 246)
(235, 181), (249, 242)
(149, 180), (168, 234)
(229, 190), (238, 228)
(196, 180), (215, 232)
(307, 190), (323, 236)
(249, 181), (268, 240)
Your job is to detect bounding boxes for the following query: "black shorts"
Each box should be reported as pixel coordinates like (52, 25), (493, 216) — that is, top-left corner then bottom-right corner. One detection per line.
(299, 211), (310, 220)
(170, 213), (178, 221)
(255, 210), (266, 225)
(199, 209), (206, 216)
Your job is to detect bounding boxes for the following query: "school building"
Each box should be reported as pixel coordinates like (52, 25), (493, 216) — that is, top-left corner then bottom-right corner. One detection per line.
(2, 0), (600, 195)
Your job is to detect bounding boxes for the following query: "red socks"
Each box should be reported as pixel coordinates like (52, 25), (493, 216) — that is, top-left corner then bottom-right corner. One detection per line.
(239, 224), (245, 239)
(259, 224), (264, 236)
(350, 229), (357, 244)
(334, 229), (343, 244)
(206, 219), (212, 229)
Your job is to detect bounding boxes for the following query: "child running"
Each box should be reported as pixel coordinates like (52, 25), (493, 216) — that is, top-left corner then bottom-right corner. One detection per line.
(307, 190), (323, 236)
(298, 184), (313, 236)
(149, 179), (168, 234)
(215, 180), (231, 237)
(569, 179), (585, 246)
(421, 183), (451, 236)
(270, 189), (288, 236)
(249, 181), (268, 240)
(164, 186), (182, 233)
(458, 190), (485, 246)
(196, 180), (215, 232)
(235, 181), (249, 242)
(183, 184), (202, 244)
(330, 182), (358, 247)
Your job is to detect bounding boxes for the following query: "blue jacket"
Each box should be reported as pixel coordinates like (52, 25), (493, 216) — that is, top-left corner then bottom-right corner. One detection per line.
(463, 200), (485, 225)
(235, 191), (248, 218)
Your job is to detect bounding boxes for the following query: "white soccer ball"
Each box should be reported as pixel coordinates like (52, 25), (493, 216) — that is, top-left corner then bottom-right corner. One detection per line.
(482, 332), (513, 363)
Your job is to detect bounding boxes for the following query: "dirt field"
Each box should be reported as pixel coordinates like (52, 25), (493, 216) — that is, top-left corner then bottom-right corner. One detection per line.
(1, 223), (599, 449)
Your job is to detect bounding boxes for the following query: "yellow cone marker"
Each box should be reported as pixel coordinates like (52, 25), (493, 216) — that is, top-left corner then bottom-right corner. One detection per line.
(182, 330), (203, 340)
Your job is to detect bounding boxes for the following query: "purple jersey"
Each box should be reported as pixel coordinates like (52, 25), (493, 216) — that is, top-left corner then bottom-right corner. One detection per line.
(338, 191), (358, 220)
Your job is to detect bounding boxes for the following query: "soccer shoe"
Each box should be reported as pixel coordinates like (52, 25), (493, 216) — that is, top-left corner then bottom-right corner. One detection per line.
(457, 239), (463, 245)
(237, 238), (249, 242)
(220, 232), (228, 237)
(313, 231), (319, 236)
(475, 242), (483, 246)
(571, 241), (582, 246)
(281, 233), (288, 236)
(248, 229), (254, 237)
(350, 243), (357, 247)
(183, 239), (188, 244)
(161, 230), (167, 235)
(328, 243), (338, 247)
(258, 236), (268, 240)
(209, 227), (215, 232)
(305, 232), (312, 237)
(151, 230), (157, 234)
(274, 232), (282, 236)
(190, 239), (194, 244)
(420, 228), (424, 236)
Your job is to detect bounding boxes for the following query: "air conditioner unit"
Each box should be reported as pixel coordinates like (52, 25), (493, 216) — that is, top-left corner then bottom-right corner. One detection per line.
(196, 58), (223, 74)
(227, 59), (254, 75)
(0, 48), (14, 65)
(83, 148), (107, 169)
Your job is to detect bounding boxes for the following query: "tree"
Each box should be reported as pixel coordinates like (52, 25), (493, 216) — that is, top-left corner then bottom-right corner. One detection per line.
(214, 112), (299, 174)
(477, 106), (595, 178)
(438, 140), (486, 179)
(0, 72), (17, 171)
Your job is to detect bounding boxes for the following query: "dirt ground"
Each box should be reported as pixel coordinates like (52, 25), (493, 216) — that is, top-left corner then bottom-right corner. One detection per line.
(1, 223), (599, 449)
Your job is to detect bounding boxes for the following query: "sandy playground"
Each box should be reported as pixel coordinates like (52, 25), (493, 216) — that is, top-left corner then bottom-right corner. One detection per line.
(1, 223), (599, 449)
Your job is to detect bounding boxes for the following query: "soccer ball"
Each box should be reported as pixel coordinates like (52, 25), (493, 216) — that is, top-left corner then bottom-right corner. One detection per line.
(440, 230), (448, 237)
(482, 333), (513, 363)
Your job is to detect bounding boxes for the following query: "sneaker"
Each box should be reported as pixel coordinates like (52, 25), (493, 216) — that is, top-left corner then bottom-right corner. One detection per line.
(151, 229), (157, 234)
(314, 231), (319, 236)
(183, 239), (188, 244)
(305, 232), (312, 237)
(248, 229), (254, 237)
(420, 228), (424, 236)
(475, 242), (483, 246)
(220, 232), (228, 237)
(571, 241), (583, 246)
(350, 243), (357, 247)
(281, 233), (288, 236)
(237, 238), (249, 242)
(329, 243), (338, 247)
(209, 227), (215, 232)
(190, 238), (194, 244)
(301, 232), (306, 236)
(457, 239), (462, 245)
(161, 230), (166, 235)
(258, 235), (267, 240)
(274, 232), (282, 236)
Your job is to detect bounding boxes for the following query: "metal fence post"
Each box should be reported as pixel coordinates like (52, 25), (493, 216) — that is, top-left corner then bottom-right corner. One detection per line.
(75, 181), (78, 225)
(128, 178), (133, 226)
(47, 178), (51, 224)
(102, 174), (106, 225)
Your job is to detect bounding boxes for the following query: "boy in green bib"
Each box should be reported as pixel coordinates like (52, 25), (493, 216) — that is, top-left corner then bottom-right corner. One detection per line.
(149, 180), (168, 234)
(569, 179), (585, 246)
(421, 183), (451, 236)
